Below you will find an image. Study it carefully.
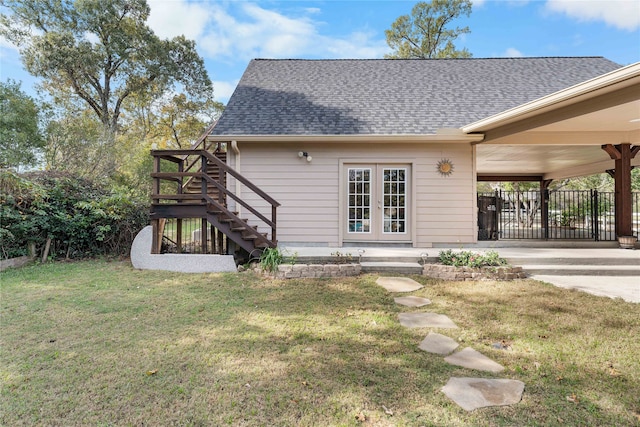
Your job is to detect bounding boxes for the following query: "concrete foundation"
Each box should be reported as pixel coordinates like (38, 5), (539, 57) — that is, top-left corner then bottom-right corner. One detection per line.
(131, 226), (237, 273)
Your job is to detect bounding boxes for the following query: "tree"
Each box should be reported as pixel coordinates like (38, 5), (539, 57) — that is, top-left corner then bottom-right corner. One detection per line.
(385, 0), (472, 59)
(44, 106), (111, 178)
(0, 79), (44, 169)
(0, 0), (213, 138)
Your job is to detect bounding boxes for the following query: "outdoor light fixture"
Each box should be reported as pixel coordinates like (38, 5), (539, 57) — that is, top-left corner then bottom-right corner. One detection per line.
(358, 248), (365, 262)
(298, 151), (312, 162)
(420, 252), (428, 266)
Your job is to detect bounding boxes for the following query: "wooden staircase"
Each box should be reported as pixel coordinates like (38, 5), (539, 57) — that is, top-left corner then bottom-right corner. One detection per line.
(149, 134), (279, 258)
(183, 151), (227, 196)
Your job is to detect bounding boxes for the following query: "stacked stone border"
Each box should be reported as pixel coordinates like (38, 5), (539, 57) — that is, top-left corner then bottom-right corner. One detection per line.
(423, 264), (526, 281)
(254, 262), (526, 281)
(255, 263), (361, 279)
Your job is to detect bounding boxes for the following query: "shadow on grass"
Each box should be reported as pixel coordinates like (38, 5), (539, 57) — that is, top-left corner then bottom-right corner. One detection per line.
(1, 263), (639, 426)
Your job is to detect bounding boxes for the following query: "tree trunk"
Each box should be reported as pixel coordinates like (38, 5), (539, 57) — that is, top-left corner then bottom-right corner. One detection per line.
(41, 237), (52, 262)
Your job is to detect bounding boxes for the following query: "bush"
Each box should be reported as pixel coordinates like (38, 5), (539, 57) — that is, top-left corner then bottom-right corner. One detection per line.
(0, 170), (148, 260)
(259, 247), (283, 272)
(438, 249), (507, 268)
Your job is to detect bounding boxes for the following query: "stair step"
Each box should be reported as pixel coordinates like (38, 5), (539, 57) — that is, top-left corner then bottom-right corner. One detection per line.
(521, 265), (640, 276)
(506, 257), (639, 266)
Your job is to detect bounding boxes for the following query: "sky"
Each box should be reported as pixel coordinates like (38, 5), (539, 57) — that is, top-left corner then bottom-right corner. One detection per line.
(1, 0), (639, 105)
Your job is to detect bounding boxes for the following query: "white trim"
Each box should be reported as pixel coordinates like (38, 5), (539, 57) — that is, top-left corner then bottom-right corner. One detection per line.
(462, 62), (640, 133)
(207, 133), (484, 143)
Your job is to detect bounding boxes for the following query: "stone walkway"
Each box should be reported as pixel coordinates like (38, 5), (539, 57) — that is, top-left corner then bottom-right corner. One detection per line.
(376, 276), (525, 411)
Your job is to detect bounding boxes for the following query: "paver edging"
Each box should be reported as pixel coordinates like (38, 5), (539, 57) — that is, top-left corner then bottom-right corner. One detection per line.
(254, 263), (361, 279)
(423, 264), (527, 281)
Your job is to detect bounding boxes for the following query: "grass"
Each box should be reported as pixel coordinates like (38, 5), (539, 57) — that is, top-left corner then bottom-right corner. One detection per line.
(1, 260), (639, 426)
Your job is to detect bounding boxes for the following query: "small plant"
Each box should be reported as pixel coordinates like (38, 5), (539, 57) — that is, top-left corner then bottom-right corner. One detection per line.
(259, 247), (283, 272)
(285, 251), (299, 265)
(438, 249), (507, 268)
(331, 251), (353, 262)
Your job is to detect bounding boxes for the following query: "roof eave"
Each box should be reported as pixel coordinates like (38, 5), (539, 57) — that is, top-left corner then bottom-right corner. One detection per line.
(462, 61), (640, 134)
(207, 132), (485, 143)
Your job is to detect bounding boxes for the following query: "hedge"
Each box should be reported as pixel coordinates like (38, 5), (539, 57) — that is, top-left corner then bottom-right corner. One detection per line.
(1, 170), (148, 260)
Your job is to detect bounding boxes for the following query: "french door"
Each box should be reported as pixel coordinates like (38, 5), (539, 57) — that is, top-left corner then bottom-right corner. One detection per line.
(344, 164), (410, 242)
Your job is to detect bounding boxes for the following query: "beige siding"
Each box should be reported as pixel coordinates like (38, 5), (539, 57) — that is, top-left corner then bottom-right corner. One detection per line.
(232, 142), (476, 247)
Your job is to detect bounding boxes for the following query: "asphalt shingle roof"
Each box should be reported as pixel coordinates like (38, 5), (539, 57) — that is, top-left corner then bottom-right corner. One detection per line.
(211, 57), (622, 136)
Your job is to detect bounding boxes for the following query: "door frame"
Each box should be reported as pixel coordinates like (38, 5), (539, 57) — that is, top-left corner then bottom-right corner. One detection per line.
(338, 159), (416, 245)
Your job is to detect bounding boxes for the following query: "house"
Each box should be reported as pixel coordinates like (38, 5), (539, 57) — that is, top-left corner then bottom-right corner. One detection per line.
(147, 57), (639, 259)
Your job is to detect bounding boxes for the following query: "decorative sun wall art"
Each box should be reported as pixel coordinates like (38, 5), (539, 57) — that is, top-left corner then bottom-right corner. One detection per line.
(437, 159), (454, 177)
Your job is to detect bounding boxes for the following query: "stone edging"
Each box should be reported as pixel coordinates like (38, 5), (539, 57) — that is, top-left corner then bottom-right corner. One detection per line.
(256, 263), (361, 279)
(423, 263), (526, 281)
(253, 262), (525, 281)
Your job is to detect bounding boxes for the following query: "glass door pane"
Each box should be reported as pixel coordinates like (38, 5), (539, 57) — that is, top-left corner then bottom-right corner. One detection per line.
(382, 168), (407, 234)
(347, 168), (371, 234)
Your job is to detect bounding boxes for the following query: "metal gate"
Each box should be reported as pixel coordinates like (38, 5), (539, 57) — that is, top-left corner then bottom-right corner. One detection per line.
(478, 190), (639, 241)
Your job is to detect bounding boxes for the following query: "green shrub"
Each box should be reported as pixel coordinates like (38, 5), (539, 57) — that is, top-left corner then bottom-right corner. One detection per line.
(438, 249), (507, 268)
(0, 170), (148, 259)
(259, 247), (283, 272)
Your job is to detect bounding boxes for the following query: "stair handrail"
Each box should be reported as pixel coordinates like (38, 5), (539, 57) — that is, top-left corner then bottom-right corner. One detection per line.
(200, 150), (280, 208)
(201, 193), (275, 249)
(202, 174), (275, 229)
(182, 121), (220, 176)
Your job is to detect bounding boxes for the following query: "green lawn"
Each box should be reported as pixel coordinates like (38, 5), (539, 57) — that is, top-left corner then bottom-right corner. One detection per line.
(1, 260), (639, 426)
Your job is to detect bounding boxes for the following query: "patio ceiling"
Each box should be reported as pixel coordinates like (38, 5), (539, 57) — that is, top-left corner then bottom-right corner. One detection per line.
(468, 63), (640, 181)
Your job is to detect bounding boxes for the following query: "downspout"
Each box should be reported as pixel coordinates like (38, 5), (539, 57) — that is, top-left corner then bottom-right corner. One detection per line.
(231, 140), (241, 215)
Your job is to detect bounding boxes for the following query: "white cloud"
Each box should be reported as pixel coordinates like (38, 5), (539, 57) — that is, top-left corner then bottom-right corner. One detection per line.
(323, 31), (389, 59)
(546, 0), (640, 31)
(212, 79), (239, 104)
(186, 2), (388, 61)
(503, 48), (524, 57)
(147, 0), (211, 40)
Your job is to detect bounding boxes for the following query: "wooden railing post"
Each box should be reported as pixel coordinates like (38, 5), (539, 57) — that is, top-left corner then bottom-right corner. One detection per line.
(201, 153), (207, 198)
(272, 206), (277, 244)
(152, 155), (161, 203)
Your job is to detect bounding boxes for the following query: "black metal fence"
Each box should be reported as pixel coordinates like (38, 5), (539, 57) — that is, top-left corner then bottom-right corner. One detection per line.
(478, 190), (640, 241)
(160, 218), (228, 254)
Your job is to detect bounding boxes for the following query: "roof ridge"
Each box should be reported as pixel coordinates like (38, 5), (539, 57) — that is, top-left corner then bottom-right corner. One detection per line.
(252, 56), (607, 62)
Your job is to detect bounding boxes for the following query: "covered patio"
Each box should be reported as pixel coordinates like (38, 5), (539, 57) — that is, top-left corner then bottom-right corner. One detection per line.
(467, 62), (640, 244)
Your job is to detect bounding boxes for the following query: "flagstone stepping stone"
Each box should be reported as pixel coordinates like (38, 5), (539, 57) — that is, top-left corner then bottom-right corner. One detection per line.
(441, 377), (525, 411)
(398, 312), (458, 329)
(419, 332), (459, 355)
(376, 277), (423, 293)
(444, 347), (504, 373)
(394, 295), (431, 307)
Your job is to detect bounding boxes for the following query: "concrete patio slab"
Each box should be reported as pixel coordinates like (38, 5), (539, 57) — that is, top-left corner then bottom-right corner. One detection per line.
(394, 295), (431, 307)
(398, 312), (458, 329)
(419, 332), (459, 355)
(375, 277), (423, 293)
(531, 275), (640, 303)
(442, 377), (525, 411)
(444, 347), (505, 373)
